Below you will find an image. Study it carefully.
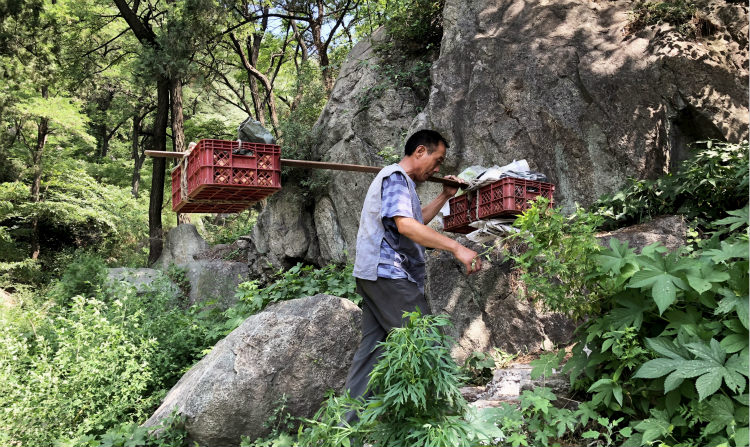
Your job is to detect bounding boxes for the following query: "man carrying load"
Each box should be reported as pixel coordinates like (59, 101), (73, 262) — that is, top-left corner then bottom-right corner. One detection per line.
(344, 129), (482, 422)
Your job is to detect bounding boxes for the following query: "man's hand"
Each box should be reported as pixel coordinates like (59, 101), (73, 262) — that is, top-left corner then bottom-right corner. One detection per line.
(453, 244), (482, 275)
(441, 174), (463, 198)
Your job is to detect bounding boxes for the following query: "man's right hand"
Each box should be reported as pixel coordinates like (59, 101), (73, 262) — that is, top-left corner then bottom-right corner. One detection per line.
(453, 244), (482, 275)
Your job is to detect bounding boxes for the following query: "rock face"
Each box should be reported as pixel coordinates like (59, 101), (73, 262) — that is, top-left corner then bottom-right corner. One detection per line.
(426, 0), (748, 213)
(154, 224), (249, 309)
(249, 0), (747, 270)
(143, 295), (362, 447)
(183, 260), (249, 308)
(424, 241), (577, 362)
(597, 215), (687, 252)
(155, 225), (208, 268)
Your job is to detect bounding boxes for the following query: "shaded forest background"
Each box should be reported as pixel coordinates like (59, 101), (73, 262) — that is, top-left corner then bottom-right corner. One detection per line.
(0, 0), (441, 284)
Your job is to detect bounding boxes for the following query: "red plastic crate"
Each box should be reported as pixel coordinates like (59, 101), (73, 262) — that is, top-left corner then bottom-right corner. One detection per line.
(443, 193), (477, 234)
(477, 177), (554, 218)
(171, 139), (281, 213)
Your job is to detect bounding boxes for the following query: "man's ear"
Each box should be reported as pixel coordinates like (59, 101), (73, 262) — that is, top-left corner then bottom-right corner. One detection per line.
(415, 145), (427, 158)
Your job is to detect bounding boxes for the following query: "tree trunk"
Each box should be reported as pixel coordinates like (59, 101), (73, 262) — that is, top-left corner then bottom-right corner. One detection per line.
(131, 111), (145, 198)
(171, 78), (191, 224)
(148, 75), (170, 266)
(230, 32), (280, 135)
(29, 86), (49, 260)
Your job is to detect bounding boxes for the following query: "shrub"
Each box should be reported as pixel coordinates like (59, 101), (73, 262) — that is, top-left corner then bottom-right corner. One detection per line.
(592, 141), (748, 231)
(506, 198), (605, 319)
(0, 270), (223, 445)
(298, 311), (502, 447)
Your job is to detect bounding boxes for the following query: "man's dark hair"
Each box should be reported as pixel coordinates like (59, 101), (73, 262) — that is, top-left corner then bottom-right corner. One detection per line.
(404, 129), (450, 156)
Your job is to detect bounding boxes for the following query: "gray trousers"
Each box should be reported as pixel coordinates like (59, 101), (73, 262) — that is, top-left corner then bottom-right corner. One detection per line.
(343, 277), (431, 423)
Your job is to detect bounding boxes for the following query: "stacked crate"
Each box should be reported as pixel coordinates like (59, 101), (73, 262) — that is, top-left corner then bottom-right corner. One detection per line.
(172, 139), (281, 213)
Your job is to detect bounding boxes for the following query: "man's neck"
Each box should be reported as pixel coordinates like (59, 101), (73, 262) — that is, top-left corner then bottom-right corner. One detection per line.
(398, 158), (418, 182)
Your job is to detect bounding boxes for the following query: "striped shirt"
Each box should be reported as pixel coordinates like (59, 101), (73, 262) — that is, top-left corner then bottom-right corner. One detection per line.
(377, 172), (417, 282)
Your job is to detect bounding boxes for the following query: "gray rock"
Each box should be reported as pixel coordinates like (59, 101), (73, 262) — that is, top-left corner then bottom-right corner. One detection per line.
(421, 0), (747, 214)
(597, 215), (687, 253)
(469, 363), (571, 408)
(107, 268), (181, 297)
(245, 0), (746, 275)
(143, 294), (362, 447)
(154, 225), (209, 268)
(249, 184), (320, 273)
(183, 260), (249, 309)
(0, 288), (15, 307)
(424, 242), (577, 363)
(238, 117), (276, 144)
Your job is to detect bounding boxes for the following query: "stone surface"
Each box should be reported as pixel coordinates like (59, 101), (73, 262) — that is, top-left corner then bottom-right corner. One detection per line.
(154, 225), (209, 268)
(0, 288), (15, 307)
(143, 294), (362, 447)
(466, 363), (572, 409)
(107, 268), (181, 297)
(248, 184), (320, 275)
(247, 0), (747, 271)
(424, 240), (577, 363)
(597, 215), (687, 253)
(423, 0), (748, 213)
(246, 27), (422, 274)
(183, 260), (249, 309)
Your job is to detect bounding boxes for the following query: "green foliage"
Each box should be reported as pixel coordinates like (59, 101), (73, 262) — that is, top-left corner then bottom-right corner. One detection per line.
(46, 252), (107, 305)
(506, 197), (605, 319)
(58, 409), (189, 447)
(461, 350), (497, 385)
(197, 210), (257, 245)
(298, 311), (501, 447)
(559, 209), (749, 446)
(627, 0), (699, 37)
(220, 263), (358, 337)
(0, 265), (223, 446)
(592, 141), (749, 231)
(0, 164), (149, 284)
(375, 0), (445, 54)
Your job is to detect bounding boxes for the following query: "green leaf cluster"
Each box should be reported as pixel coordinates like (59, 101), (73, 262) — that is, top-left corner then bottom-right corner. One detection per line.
(0, 257), (222, 446)
(561, 209), (749, 446)
(294, 311), (503, 447)
(506, 197), (605, 319)
(592, 141), (748, 231)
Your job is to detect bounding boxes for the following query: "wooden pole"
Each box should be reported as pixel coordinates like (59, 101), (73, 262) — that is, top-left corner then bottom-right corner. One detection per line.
(144, 151), (465, 188)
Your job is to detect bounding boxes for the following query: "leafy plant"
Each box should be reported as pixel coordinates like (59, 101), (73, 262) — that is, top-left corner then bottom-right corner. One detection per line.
(592, 141), (748, 231)
(462, 350), (497, 385)
(558, 209), (749, 446)
(298, 311), (503, 447)
(626, 0), (699, 36)
(505, 197), (605, 319)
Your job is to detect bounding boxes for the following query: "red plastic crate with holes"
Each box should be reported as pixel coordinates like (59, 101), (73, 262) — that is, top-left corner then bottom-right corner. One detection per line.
(171, 139), (281, 213)
(443, 192), (477, 234)
(477, 177), (554, 218)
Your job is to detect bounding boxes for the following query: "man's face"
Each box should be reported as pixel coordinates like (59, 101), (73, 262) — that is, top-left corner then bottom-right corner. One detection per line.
(413, 142), (446, 182)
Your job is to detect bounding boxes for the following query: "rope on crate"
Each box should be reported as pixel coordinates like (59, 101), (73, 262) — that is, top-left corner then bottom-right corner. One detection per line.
(180, 142), (197, 203)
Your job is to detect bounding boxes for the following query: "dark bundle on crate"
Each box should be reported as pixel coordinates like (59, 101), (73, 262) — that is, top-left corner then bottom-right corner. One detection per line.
(443, 177), (555, 233)
(171, 139), (281, 213)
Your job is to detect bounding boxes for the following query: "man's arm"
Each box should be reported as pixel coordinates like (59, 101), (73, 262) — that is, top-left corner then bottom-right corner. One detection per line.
(421, 175), (463, 224)
(394, 216), (482, 275)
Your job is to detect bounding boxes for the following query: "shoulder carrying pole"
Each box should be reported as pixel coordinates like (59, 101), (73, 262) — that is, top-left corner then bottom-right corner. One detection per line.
(144, 151), (465, 189)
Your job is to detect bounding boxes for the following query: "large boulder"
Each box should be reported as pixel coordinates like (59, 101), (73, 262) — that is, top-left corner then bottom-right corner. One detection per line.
(596, 215), (687, 252)
(423, 0), (747, 213)
(143, 294), (362, 447)
(154, 225), (209, 268)
(245, 27), (423, 272)
(248, 0), (747, 270)
(183, 260), (249, 309)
